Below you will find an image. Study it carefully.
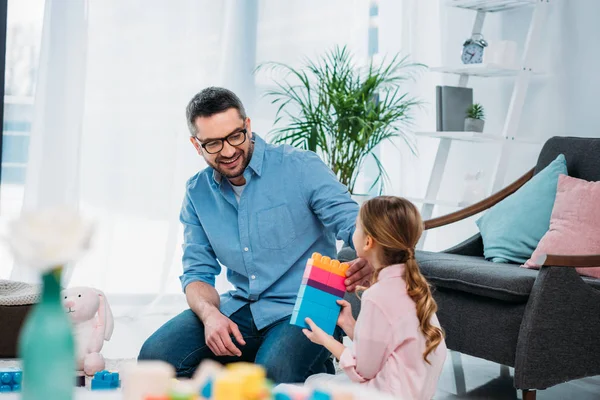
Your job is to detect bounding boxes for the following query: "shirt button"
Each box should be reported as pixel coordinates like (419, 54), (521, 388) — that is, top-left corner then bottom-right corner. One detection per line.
(251, 275), (256, 280)
(244, 247), (249, 252)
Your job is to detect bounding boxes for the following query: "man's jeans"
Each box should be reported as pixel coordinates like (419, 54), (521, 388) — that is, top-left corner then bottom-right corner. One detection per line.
(138, 304), (340, 383)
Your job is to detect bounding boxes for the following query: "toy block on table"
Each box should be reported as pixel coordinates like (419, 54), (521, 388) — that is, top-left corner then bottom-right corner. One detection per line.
(91, 370), (120, 390)
(291, 253), (350, 335)
(0, 368), (22, 393)
(211, 362), (270, 400)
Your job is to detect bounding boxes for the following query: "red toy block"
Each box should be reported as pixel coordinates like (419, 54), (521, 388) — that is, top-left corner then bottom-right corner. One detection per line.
(326, 273), (346, 293)
(304, 263), (330, 286)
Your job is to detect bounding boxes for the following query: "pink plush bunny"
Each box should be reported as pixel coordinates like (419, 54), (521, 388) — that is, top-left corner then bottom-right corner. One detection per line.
(62, 287), (114, 376)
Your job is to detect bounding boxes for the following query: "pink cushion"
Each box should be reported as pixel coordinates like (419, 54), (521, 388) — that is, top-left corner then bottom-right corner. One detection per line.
(523, 174), (600, 279)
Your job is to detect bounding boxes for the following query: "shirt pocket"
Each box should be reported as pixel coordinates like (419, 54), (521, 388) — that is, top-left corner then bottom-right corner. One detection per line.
(256, 204), (297, 249)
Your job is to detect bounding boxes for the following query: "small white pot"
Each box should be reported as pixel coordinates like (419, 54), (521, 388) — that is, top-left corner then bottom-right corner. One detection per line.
(464, 118), (485, 133)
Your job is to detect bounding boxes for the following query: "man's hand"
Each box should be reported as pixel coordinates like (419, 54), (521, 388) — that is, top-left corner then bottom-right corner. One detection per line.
(344, 258), (374, 292)
(203, 308), (246, 357)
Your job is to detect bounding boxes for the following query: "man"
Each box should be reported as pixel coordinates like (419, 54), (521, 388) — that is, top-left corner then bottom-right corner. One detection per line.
(138, 87), (372, 383)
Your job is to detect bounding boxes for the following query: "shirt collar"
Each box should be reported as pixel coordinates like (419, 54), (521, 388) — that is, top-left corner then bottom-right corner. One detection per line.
(248, 133), (265, 177)
(377, 264), (405, 281)
(212, 132), (266, 185)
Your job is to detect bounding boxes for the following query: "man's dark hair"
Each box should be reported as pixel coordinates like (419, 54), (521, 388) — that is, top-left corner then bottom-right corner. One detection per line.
(186, 87), (247, 135)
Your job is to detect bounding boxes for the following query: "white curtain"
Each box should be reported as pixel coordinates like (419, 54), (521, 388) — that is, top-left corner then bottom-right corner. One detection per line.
(10, 0), (369, 298)
(377, 0), (443, 199)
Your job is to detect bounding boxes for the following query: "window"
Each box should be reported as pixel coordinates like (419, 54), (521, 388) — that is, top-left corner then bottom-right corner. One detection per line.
(0, 0), (44, 279)
(1, 0), (44, 215)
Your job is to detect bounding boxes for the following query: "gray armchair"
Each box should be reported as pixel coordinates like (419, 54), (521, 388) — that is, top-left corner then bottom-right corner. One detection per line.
(339, 136), (600, 400)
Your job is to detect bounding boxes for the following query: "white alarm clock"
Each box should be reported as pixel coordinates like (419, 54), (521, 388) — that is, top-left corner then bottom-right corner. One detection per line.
(461, 34), (488, 64)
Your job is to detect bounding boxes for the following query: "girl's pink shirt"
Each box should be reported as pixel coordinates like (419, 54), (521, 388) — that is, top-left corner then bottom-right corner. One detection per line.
(339, 264), (447, 400)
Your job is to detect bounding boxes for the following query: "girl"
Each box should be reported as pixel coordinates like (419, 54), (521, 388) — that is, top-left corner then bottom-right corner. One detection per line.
(303, 196), (447, 399)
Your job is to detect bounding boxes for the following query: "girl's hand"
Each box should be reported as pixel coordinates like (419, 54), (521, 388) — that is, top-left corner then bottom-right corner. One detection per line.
(302, 318), (333, 346)
(336, 300), (356, 336)
(302, 318), (347, 360)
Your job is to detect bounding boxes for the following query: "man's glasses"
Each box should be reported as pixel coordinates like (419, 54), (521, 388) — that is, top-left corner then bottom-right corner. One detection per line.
(195, 127), (248, 154)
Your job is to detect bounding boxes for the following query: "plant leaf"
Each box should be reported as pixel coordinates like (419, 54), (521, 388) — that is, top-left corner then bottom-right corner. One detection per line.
(256, 45), (426, 193)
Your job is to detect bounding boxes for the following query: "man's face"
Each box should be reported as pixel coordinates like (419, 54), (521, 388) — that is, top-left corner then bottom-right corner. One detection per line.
(190, 108), (253, 180)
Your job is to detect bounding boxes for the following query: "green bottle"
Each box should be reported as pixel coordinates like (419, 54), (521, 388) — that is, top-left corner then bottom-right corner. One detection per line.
(18, 267), (75, 399)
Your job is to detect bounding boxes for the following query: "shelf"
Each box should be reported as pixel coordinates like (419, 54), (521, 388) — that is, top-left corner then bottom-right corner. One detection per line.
(416, 131), (503, 143)
(429, 64), (524, 77)
(445, 0), (536, 12)
(415, 132), (541, 144)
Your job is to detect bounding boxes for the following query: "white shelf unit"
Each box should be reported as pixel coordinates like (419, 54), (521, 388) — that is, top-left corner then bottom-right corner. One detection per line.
(446, 0), (536, 13)
(415, 131), (541, 144)
(417, 0), (550, 249)
(429, 63), (523, 77)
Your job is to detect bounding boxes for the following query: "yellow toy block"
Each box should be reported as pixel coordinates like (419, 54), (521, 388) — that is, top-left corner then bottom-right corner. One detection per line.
(330, 259), (350, 278)
(225, 363), (266, 398)
(310, 252), (350, 277)
(213, 373), (244, 400)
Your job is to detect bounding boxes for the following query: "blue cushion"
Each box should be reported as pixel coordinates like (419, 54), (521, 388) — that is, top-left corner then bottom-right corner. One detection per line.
(476, 154), (567, 264)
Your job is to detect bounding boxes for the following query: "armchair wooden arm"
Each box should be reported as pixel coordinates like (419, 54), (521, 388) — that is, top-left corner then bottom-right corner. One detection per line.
(535, 254), (600, 268)
(424, 167), (535, 230)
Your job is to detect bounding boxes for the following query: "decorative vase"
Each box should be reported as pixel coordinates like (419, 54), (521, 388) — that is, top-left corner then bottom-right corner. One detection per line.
(18, 267), (75, 400)
(464, 118), (485, 133)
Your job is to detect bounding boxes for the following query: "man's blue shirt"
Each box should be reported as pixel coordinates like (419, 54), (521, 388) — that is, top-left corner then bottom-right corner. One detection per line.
(179, 134), (358, 329)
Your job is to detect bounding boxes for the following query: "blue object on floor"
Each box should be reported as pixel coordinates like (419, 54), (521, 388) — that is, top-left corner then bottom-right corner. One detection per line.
(91, 370), (120, 390)
(0, 368), (22, 392)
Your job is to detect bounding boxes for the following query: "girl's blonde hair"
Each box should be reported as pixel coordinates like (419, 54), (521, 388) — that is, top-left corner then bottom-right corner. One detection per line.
(359, 196), (444, 364)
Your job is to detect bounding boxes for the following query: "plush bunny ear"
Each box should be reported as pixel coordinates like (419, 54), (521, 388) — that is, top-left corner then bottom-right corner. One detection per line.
(96, 289), (114, 341)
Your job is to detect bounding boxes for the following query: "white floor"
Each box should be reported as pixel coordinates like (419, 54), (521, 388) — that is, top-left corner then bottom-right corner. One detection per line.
(103, 301), (600, 400)
(3, 300), (599, 399)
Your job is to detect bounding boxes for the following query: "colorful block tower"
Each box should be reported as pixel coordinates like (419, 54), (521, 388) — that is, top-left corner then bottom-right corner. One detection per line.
(290, 253), (349, 335)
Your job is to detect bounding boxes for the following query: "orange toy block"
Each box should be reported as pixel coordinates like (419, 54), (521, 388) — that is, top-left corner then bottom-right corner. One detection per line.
(305, 253), (349, 293)
(311, 253), (349, 276)
(309, 253), (350, 277)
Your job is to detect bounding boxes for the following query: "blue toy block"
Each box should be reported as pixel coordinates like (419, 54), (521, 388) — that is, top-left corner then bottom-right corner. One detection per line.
(310, 389), (332, 400)
(0, 368), (22, 392)
(291, 284), (342, 335)
(274, 393), (293, 400)
(290, 298), (339, 335)
(200, 378), (212, 398)
(91, 370), (120, 390)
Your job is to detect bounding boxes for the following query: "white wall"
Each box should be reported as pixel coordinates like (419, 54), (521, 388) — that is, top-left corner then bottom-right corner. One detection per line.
(381, 0), (599, 251)
(555, 0), (600, 136)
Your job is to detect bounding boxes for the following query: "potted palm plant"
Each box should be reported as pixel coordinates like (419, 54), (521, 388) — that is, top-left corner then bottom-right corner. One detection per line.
(464, 103), (485, 133)
(256, 46), (425, 195)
